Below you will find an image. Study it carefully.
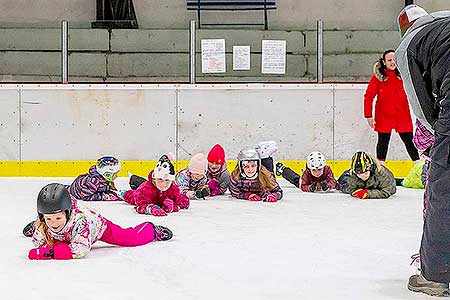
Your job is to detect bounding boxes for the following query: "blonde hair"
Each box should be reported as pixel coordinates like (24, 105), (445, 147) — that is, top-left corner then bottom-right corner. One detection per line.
(35, 218), (57, 246)
(231, 164), (277, 191)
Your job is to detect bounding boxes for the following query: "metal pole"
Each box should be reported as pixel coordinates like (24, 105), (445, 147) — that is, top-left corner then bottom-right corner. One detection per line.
(61, 20), (69, 83)
(189, 20), (196, 84)
(317, 19), (323, 83)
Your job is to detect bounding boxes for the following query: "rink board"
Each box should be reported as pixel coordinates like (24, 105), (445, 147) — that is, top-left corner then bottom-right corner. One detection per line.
(0, 84), (414, 176)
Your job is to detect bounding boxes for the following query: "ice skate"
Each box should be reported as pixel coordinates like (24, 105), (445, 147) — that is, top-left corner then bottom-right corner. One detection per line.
(275, 162), (285, 176)
(154, 225), (173, 241)
(22, 220), (35, 237)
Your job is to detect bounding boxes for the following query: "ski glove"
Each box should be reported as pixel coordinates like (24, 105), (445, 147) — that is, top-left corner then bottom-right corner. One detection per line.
(195, 188), (210, 199)
(162, 198), (174, 213)
(28, 243), (72, 260)
(247, 194), (262, 201)
(207, 179), (221, 196)
(264, 193), (278, 202)
(352, 189), (369, 199)
(137, 204), (167, 216)
(177, 196), (190, 209)
(186, 191), (195, 199)
(150, 205), (167, 216)
(309, 182), (318, 192)
(320, 181), (329, 192)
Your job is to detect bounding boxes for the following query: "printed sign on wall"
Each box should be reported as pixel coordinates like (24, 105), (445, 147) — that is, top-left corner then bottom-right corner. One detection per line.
(233, 46), (251, 71)
(201, 39), (226, 73)
(261, 40), (286, 74)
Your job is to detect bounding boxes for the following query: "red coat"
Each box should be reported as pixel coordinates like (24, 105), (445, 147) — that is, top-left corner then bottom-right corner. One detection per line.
(123, 171), (189, 213)
(364, 65), (413, 133)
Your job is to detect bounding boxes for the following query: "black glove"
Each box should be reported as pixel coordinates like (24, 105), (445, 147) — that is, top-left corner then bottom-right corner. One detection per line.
(309, 182), (318, 192)
(320, 181), (329, 191)
(195, 188), (210, 199)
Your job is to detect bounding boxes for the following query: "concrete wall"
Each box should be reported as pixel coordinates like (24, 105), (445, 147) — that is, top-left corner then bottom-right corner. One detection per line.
(0, 84), (412, 161)
(0, 28), (401, 82)
(0, 0), (448, 29)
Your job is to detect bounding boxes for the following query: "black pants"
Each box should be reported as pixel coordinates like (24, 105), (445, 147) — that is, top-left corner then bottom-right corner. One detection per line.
(130, 175), (147, 190)
(281, 167), (300, 188)
(376, 132), (419, 161)
(261, 157), (274, 174)
(421, 97), (450, 283)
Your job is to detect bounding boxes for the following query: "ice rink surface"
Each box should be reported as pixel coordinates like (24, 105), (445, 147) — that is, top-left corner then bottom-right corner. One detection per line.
(0, 177), (432, 300)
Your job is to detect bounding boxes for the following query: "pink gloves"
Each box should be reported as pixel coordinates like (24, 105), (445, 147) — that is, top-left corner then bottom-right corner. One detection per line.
(177, 196), (190, 209)
(162, 198), (174, 213)
(150, 205), (167, 216)
(28, 243), (72, 260)
(264, 194), (278, 202)
(208, 179), (221, 196)
(247, 194), (262, 201)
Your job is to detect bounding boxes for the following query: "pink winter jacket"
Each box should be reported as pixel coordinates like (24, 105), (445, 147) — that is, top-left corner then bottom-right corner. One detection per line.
(124, 171), (190, 213)
(32, 207), (108, 259)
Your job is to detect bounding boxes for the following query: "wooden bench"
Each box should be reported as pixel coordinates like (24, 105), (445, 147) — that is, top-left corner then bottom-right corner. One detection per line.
(186, 0), (277, 30)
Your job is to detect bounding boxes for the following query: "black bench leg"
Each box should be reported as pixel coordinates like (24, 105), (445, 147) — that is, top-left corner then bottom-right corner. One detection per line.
(197, 0), (201, 29)
(264, 0), (268, 30)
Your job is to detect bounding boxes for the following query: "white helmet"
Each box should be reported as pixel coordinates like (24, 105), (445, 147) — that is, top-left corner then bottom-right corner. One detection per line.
(307, 152), (326, 170)
(96, 156), (121, 182)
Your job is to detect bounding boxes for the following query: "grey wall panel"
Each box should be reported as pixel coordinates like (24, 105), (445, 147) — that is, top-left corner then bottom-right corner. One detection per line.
(0, 89), (20, 160)
(20, 88), (177, 160)
(177, 86), (334, 161)
(0, 84), (417, 161)
(334, 85), (411, 160)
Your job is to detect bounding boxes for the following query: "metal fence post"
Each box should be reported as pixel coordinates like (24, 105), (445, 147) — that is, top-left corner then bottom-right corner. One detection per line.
(61, 20), (69, 83)
(317, 19), (323, 83)
(189, 20), (196, 84)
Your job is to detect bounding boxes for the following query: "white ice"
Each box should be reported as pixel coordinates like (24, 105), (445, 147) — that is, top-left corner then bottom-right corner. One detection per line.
(0, 178), (430, 300)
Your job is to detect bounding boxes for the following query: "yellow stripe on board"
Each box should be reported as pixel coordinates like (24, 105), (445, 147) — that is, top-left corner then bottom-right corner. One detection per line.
(0, 160), (415, 178)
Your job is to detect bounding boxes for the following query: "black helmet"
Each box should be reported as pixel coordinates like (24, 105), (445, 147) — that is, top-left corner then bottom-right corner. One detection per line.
(351, 151), (374, 174)
(37, 183), (72, 222)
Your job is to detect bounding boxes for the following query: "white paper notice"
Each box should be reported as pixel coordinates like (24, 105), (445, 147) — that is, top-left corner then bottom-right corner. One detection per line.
(261, 40), (286, 74)
(201, 39), (226, 73)
(233, 46), (251, 70)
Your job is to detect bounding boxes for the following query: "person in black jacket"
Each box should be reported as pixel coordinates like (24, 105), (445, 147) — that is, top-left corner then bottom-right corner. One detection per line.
(395, 4), (450, 296)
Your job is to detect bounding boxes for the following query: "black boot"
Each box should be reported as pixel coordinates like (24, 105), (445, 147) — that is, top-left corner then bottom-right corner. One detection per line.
(130, 175), (147, 190)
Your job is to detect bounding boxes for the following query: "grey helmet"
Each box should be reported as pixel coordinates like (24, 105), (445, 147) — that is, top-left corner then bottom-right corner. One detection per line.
(237, 147), (261, 179)
(37, 183), (72, 222)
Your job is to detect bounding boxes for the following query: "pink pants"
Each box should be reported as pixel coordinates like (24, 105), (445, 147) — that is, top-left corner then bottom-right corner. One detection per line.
(100, 220), (155, 247)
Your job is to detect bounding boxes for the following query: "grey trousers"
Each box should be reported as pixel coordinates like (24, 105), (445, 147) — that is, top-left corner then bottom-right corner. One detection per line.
(421, 96), (450, 283)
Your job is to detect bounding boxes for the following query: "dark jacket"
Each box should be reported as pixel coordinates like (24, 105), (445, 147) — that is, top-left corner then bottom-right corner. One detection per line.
(396, 12), (450, 131)
(338, 165), (396, 199)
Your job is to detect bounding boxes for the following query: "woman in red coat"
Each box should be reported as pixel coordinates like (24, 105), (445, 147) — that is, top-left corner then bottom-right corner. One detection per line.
(364, 49), (419, 162)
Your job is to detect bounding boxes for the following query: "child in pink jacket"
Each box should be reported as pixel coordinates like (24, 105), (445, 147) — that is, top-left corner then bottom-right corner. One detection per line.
(123, 154), (189, 216)
(28, 183), (172, 260)
(275, 151), (338, 192)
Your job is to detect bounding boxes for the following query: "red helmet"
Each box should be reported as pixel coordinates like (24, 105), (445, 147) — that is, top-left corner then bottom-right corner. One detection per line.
(397, 5), (429, 37)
